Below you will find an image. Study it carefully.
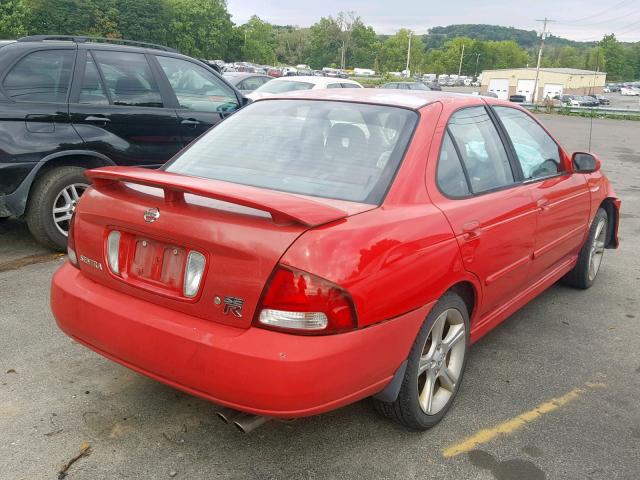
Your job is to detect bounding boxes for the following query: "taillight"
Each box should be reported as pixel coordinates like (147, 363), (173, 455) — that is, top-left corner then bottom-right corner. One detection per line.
(183, 250), (206, 297)
(67, 210), (79, 268)
(255, 266), (357, 335)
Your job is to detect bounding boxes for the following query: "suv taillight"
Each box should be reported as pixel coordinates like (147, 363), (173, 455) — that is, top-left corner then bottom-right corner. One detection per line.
(255, 265), (357, 335)
(67, 211), (79, 268)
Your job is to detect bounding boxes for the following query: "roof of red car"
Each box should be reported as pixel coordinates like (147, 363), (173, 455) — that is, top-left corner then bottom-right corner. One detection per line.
(260, 88), (486, 110)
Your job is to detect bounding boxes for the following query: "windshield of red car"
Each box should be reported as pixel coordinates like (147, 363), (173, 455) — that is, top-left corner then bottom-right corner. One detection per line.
(165, 99), (418, 204)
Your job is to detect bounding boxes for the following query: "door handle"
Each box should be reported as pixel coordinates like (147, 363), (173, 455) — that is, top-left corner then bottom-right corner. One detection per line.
(181, 118), (200, 127)
(537, 199), (551, 212)
(84, 115), (110, 124)
(462, 221), (481, 240)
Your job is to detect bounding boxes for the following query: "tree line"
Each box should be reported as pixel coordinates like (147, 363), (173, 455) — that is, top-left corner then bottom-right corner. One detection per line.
(1, 0), (639, 80)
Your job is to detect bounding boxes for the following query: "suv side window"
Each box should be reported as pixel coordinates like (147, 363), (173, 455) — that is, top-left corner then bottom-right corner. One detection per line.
(3, 49), (74, 103)
(156, 56), (239, 113)
(448, 106), (514, 193)
(79, 53), (109, 105)
(437, 132), (470, 197)
(493, 106), (562, 180)
(92, 50), (163, 108)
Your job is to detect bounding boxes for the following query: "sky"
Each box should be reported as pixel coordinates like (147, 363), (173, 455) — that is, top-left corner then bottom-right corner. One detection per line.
(226, 0), (640, 42)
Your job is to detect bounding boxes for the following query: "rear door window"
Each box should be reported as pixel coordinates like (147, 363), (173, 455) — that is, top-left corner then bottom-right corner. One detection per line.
(493, 106), (562, 180)
(437, 132), (470, 197)
(92, 50), (163, 107)
(157, 56), (238, 113)
(3, 49), (74, 103)
(79, 53), (109, 105)
(447, 107), (515, 193)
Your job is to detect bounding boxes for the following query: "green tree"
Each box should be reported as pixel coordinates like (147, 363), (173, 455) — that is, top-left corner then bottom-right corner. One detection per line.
(348, 21), (379, 68)
(308, 16), (342, 68)
(240, 16), (276, 64)
(0, 0), (30, 38)
(22, 0), (120, 37)
(275, 27), (311, 66)
(379, 29), (424, 73)
(599, 34), (628, 80)
(115, 0), (170, 44)
(165, 0), (233, 59)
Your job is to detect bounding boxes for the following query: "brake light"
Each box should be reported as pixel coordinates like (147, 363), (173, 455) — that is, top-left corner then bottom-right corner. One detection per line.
(256, 266), (357, 335)
(67, 210), (78, 268)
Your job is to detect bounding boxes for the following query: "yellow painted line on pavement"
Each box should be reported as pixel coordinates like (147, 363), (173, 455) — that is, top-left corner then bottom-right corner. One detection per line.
(442, 381), (606, 458)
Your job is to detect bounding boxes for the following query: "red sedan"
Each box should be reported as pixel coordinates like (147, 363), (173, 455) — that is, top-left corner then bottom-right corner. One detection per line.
(51, 89), (620, 431)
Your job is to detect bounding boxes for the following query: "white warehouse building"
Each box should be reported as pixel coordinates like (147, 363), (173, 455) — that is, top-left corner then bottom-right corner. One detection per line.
(480, 67), (606, 102)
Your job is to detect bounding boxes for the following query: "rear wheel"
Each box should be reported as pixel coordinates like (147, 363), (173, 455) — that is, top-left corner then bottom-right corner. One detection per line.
(26, 167), (89, 251)
(562, 207), (608, 289)
(373, 292), (470, 430)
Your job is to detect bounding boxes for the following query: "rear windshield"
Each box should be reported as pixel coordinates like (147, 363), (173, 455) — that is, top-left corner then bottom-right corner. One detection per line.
(254, 80), (314, 94)
(165, 99), (417, 204)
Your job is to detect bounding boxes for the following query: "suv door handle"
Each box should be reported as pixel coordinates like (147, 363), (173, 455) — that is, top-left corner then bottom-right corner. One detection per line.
(84, 115), (110, 124)
(181, 118), (200, 127)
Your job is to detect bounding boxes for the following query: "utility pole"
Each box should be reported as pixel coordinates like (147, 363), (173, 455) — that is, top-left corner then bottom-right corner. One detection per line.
(458, 43), (465, 78)
(474, 53), (481, 79)
(405, 31), (412, 77)
(533, 17), (555, 103)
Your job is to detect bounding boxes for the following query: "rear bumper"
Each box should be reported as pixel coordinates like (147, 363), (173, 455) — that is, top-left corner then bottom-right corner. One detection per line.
(51, 263), (429, 418)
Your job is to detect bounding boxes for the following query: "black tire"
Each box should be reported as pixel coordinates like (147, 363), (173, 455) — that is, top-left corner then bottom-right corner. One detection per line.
(561, 207), (608, 290)
(373, 291), (470, 430)
(26, 166), (89, 251)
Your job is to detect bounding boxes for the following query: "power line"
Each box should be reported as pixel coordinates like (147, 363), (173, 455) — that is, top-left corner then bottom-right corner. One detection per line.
(555, 8), (640, 28)
(557, 0), (636, 24)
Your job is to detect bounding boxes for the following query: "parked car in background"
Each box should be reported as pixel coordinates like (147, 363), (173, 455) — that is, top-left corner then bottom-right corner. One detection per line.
(577, 96), (599, 107)
(621, 86), (640, 96)
(223, 72), (272, 94)
(558, 95), (580, 107)
(51, 89), (619, 432)
(589, 94), (610, 105)
(381, 82), (431, 91)
(482, 91), (498, 98)
(0, 35), (246, 250)
(246, 76), (362, 100)
(509, 94), (526, 103)
(425, 82), (442, 91)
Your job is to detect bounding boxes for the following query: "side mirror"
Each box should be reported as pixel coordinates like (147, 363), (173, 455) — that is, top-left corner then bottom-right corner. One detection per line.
(241, 96), (252, 106)
(572, 152), (601, 173)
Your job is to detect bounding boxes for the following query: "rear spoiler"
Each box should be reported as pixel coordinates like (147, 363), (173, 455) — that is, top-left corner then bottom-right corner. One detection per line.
(85, 167), (351, 227)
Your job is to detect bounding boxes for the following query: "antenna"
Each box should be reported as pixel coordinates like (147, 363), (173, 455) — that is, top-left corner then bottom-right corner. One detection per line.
(588, 52), (600, 152)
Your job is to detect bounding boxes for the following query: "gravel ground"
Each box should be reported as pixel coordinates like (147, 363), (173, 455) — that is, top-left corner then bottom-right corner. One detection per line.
(1, 115), (639, 480)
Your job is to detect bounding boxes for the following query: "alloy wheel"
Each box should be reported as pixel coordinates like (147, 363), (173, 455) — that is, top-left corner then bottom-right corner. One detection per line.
(417, 308), (466, 415)
(588, 217), (607, 282)
(52, 183), (88, 237)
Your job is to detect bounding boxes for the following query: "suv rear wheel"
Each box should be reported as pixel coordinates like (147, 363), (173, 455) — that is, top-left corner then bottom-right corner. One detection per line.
(26, 167), (89, 251)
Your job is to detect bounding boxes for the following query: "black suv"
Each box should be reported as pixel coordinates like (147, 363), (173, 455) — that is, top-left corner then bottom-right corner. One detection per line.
(0, 36), (246, 250)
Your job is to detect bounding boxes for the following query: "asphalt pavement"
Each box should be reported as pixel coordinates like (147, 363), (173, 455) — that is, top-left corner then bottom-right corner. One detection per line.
(0, 114), (639, 480)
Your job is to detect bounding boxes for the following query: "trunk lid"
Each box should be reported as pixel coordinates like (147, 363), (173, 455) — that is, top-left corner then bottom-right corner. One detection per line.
(72, 167), (374, 328)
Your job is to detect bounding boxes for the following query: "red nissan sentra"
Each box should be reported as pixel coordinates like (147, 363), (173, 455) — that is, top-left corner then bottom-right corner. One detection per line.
(51, 89), (620, 431)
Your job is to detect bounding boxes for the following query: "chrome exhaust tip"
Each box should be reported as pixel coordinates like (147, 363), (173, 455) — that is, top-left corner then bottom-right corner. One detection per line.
(232, 413), (271, 433)
(216, 407), (242, 424)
